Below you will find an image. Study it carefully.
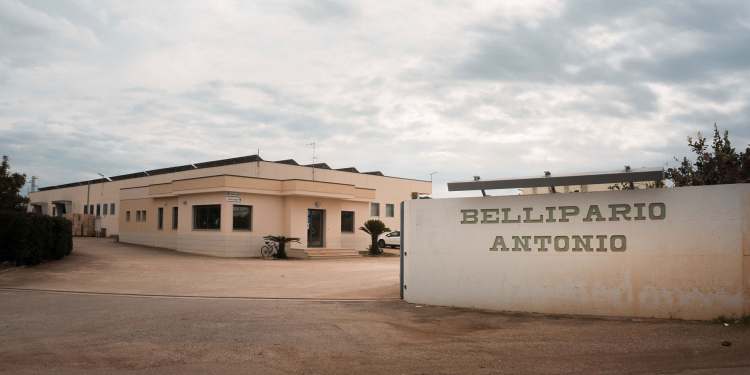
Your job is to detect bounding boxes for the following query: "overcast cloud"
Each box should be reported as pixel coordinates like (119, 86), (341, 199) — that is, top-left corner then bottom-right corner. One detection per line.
(1, 0), (749, 197)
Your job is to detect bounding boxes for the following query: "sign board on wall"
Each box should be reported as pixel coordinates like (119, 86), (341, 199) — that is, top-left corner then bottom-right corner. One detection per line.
(228, 193), (241, 202)
(402, 184), (750, 320)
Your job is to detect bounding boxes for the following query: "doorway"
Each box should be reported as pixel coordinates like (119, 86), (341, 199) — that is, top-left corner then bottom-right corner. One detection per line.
(307, 209), (325, 248)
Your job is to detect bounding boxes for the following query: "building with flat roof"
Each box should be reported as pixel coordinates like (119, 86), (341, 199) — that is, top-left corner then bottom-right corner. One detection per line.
(28, 155), (431, 258)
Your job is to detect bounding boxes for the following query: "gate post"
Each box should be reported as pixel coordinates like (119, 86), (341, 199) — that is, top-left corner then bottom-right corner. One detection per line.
(400, 201), (404, 299)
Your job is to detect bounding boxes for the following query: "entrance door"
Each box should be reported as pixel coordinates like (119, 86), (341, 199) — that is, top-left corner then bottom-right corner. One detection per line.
(308, 209), (325, 248)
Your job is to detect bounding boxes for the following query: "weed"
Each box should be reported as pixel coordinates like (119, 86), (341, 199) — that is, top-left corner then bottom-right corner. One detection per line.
(713, 314), (733, 324)
(737, 314), (750, 325)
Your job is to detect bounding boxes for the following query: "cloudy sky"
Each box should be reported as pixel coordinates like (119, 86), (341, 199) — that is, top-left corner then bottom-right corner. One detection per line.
(1, 0), (749, 197)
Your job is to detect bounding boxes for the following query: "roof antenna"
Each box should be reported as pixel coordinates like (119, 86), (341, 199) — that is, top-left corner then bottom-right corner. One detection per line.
(257, 149), (260, 178)
(30, 176), (39, 193)
(306, 142), (316, 181)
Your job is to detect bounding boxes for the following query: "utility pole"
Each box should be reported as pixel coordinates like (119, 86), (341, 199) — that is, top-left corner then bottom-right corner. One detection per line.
(430, 171), (437, 183)
(307, 142), (316, 181)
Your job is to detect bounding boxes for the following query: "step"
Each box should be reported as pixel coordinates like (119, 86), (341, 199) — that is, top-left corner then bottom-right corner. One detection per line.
(288, 248), (362, 260)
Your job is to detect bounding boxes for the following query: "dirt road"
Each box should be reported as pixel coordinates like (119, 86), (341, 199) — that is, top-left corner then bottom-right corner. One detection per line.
(0, 238), (748, 374)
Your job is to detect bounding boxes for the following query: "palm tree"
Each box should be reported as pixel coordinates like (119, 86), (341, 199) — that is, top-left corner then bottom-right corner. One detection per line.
(263, 235), (300, 259)
(359, 219), (391, 255)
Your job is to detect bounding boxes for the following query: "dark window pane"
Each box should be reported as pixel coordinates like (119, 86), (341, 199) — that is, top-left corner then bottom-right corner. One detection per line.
(110, 203), (115, 215)
(233, 205), (252, 230)
(172, 207), (178, 230)
(158, 208), (163, 230)
(193, 205), (221, 230)
(341, 211), (354, 232)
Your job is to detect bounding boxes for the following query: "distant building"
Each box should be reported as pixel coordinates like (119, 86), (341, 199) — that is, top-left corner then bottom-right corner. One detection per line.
(28, 155), (431, 258)
(522, 183), (612, 195)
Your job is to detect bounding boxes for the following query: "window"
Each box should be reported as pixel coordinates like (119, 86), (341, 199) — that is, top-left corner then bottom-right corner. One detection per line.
(136, 211), (141, 222)
(370, 203), (380, 217)
(232, 205), (252, 231)
(126, 211), (130, 222)
(158, 208), (164, 230)
(110, 203), (115, 215)
(53, 207), (56, 216)
(96, 204), (101, 217)
(84, 205), (88, 215)
(193, 205), (221, 230)
(341, 211), (354, 233)
(142, 210), (146, 222)
(103, 204), (108, 216)
(386, 204), (395, 218)
(172, 207), (178, 230)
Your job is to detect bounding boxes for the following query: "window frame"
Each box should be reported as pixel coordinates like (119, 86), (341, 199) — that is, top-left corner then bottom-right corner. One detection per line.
(84, 205), (88, 215)
(96, 204), (101, 217)
(110, 203), (115, 215)
(232, 205), (253, 231)
(341, 211), (355, 233)
(370, 203), (380, 217)
(136, 211), (141, 222)
(193, 204), (221, 231)
(142, 210), (146, 222)
(172, 207), (178, 230)
(103, 203), (108, 216)
(126, 211), (130, 222)
(385, 203), (395, 218)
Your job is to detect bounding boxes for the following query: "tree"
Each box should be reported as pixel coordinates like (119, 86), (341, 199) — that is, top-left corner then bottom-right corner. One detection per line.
(608, 180), (665, 190)
(263, 235), (300, 259)
(667, 124), (750, 186)
(359, 219), (391, 255)
(0, 156), (30, 212)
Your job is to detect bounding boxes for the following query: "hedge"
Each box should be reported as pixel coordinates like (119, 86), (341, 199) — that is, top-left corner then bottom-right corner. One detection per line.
(0, 210), (73, 266)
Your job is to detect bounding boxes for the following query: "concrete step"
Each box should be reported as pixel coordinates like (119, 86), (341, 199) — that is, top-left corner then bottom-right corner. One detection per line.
(288, 248), (361, 260)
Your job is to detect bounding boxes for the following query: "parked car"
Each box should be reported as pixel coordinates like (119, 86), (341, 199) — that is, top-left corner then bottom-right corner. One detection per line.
(378, 230), (401, 248)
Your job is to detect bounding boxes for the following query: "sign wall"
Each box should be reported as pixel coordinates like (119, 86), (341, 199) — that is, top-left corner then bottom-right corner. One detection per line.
(403, 184), (750, 320)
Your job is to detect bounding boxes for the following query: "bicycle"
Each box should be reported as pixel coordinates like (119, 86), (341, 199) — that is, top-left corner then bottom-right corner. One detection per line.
(260, 241), (279, 258)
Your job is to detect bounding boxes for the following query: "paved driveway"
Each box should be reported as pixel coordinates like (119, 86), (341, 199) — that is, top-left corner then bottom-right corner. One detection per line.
(0, 238), (400, 299)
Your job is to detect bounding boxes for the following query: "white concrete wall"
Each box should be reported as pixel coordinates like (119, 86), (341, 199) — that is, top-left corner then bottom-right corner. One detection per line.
(403, 184), (750, 320)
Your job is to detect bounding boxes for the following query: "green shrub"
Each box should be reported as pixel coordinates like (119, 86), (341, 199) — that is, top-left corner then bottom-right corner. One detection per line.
(712, 314), (733, 325)
(0, 210), (73, 266)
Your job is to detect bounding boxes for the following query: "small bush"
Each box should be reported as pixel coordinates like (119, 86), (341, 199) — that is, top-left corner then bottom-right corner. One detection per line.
(712, 315), (732, 324)
(0, 210), (73, 266)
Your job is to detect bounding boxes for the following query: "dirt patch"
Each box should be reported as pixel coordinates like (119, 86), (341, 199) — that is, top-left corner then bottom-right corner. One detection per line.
(0, 291), (748, 374)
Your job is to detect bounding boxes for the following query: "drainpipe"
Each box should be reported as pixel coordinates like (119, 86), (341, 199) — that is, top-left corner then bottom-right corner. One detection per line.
(86, 181), (90, 214)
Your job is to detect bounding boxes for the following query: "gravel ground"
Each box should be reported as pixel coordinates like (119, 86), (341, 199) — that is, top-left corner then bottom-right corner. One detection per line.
(0, 290), (748, 374)
(1, 238), (748, 374)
